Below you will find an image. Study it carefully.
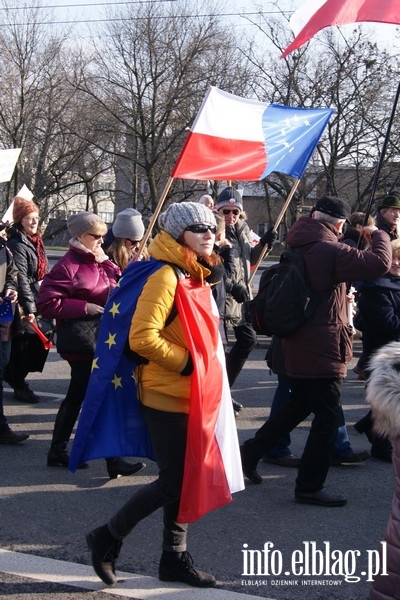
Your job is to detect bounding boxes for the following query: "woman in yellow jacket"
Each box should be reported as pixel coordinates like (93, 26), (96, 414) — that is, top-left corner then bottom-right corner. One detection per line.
(86, 202), (227, 588)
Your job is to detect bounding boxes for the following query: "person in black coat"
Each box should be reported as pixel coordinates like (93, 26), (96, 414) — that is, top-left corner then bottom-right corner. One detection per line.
(0, 225), (29, 443)
(4, 196), (50, 403)
(354, 238), (400, 461)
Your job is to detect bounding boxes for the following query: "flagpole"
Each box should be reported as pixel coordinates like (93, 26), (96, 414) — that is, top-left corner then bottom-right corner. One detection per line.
(248, 178), (301, 284)
(134, 176), (175, 260)
(363, 80), (400, 225)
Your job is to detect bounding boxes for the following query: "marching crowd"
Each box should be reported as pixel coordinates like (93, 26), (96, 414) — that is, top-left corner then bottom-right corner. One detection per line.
(2, 189), (400, 597)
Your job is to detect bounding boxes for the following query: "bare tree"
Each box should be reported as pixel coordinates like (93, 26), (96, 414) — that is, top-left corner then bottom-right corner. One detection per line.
(71, 0), (255, 213)
(240, 8), (400, 222)
(0, 1), (115, 222)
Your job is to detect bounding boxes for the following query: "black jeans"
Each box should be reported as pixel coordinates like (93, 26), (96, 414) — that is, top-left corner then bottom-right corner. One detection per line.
(225, 322), (257, 386)
(51, 359), (92, 444)
(108, 406), (189, 552)
(244, 378), (342, 493)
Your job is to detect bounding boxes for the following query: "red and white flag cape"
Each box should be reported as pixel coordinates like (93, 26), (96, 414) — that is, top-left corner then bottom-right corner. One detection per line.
(282, 0), (400, 58)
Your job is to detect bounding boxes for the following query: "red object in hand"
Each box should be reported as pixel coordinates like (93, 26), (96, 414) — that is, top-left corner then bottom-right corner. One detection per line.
(29, 321), (53, 350)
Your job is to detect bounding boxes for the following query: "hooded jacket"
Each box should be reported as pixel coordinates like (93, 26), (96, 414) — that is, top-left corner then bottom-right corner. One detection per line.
(281, 216), (391, 379)
(128, 230), (212, 414)
(367, 342), (400, 600)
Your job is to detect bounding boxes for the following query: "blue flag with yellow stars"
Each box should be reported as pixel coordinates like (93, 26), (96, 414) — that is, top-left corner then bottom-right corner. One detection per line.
(69, 258), (164, 472)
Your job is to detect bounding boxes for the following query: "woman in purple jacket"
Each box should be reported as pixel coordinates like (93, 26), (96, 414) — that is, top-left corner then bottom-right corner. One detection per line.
(37, 212), (144, 479)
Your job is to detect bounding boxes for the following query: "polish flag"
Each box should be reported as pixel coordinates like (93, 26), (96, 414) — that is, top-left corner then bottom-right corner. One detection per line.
(171, 86), (333, 181)
(175, 278), (245, 523)
(282, 0), (400, 58)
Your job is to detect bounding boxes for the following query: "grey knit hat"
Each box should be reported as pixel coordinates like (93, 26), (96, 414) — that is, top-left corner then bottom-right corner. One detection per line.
(158, 202), (216, 240)
(112, 208), (145, 240)
(67, 212), (105, 237)
(215, 186), (243, 211)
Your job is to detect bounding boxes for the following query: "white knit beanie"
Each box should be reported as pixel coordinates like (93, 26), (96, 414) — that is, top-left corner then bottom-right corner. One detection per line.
(67, 212), (105, 237)
(112, 208), (145, 240)
(158, 202), (216, 240)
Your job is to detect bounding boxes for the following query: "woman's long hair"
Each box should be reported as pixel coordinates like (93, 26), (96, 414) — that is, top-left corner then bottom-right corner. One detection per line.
(107, 238), (131, 271)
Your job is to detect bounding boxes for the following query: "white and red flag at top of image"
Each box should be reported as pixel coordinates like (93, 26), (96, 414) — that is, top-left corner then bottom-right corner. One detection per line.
(282, 0), (400, 58)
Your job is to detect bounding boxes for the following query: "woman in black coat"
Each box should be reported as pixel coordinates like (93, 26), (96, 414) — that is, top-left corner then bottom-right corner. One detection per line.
(4, 196), (50, 403)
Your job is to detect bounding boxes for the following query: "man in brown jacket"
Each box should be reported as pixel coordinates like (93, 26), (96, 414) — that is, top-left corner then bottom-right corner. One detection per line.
(241, 196), (392, 507)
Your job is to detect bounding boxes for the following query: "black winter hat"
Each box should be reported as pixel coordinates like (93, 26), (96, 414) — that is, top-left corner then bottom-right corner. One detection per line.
(313, 196), (350, 220)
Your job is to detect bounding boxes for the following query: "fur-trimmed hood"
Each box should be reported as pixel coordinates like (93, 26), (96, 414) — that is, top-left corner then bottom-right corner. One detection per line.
(367, 341), (400, 438)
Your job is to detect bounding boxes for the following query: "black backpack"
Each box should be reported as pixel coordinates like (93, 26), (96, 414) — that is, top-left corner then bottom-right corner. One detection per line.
(246, 245), (323, 339)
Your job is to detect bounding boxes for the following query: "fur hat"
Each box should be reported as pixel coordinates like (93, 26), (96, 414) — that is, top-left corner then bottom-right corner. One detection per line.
(12, 196), (39, 224)
(112, 208), (145, 240)
(366, 341), (400, 438)
(158, 202), (216, 241)
(67, 212), (105, 238)
(377, 194), (400, 212)
(215, 187), (243, 211)
(313, 196), (350, 220)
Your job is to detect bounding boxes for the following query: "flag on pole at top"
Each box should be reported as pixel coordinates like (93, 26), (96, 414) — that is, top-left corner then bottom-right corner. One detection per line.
(171, 86), (333, 181)
(282, 0), (400, 58)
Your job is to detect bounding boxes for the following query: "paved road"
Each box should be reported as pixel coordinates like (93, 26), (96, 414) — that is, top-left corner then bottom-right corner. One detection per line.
(0, 340), (393, 599)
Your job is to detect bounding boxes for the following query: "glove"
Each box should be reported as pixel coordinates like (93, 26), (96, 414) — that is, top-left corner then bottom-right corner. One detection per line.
(260, 227), (278, 249)
(230, 282), (249, 303)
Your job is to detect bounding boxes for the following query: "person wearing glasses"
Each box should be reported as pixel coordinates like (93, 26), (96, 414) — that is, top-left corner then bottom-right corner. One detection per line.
(37, 212), (144, 478)
(216, 187), (276, 411)
(105, 208), (147, 271)
(4, 196), (50, 403)
(85, 202), (237, 588)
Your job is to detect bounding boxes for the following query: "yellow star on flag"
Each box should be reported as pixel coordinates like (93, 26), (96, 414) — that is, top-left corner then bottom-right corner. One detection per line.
(91, 356), (99, 371)
(111, 374), (122, 389)
(109, 302), (120, 318)
(105, 332), (117, 349)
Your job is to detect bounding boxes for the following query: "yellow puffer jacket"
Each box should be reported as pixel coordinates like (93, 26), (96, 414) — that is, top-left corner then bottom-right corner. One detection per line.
(128, 230), (211, 413)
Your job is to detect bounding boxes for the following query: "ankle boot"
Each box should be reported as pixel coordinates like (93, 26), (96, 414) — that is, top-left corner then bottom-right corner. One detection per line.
(371, 436), (393, 462)
(354, 411), (373, 442)
(159, 550), (216, 587)
(47, 442), (88, 469)
(86, 524), (122, 585)
(106, 457), (145, 480)
(47, 442), (69, 467)
(354, 412), (393, 461)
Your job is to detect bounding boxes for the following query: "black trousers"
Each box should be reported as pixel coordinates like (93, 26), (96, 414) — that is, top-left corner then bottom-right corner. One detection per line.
(244, 377), (342, 493)
(108, 406), (189, 552)
(51, 359), (92, 444)
(225, 322), (257, 386)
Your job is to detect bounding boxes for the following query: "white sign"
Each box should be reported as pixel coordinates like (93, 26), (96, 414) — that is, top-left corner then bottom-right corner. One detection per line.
(0, 148), (21, 183)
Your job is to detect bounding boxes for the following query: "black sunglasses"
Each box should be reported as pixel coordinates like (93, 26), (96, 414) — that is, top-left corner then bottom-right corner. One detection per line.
(185, 224), (217, 234)
(222, 208), (240, 215)
(87, 233), (104, 240)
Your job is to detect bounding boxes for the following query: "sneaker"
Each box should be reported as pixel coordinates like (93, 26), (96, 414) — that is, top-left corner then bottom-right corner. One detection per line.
(159, 551), (216, 587)
(0, 430), (29, 444)
(331, 451), (370, 466)
(86, 525), (122, 586)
